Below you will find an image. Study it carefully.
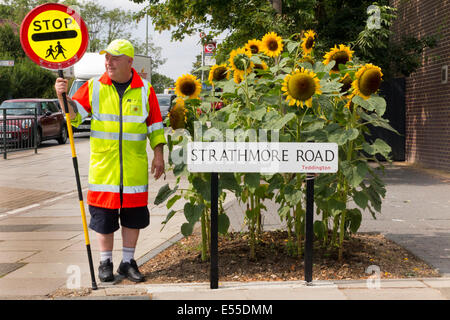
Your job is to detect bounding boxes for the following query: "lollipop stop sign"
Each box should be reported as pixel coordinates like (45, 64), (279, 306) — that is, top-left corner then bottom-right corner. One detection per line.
(20, 3), (88, 70)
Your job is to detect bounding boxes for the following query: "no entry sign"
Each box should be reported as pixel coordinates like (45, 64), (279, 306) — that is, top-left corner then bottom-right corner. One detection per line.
(20, 3), (88, 70)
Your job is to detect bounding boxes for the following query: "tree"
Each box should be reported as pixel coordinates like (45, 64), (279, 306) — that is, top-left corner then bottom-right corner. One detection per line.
(0, 24), (55, 102)
(151, 73), (175, 94)
(131, 0), (437, 80)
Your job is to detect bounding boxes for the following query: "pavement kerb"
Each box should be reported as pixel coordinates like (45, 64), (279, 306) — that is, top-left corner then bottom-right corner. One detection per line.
(47, 277), (450, 300)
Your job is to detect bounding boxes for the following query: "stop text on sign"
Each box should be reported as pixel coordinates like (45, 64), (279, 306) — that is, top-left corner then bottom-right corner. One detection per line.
(187, 142), (338, 173)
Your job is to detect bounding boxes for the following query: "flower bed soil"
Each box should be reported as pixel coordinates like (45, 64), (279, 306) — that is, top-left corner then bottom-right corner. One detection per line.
(129, 229), (439, 284)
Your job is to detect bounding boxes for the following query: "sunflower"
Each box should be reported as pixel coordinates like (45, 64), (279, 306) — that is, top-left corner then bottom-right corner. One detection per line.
(253, 61), (268, 78)
(175, 74), (202, 99)
(352, 64), (383, 99)
(301, 30), (316, 55)
(261, 32), (283, 57)
(229, 47), (254, 75)
(281, 67), (322, 108)
(298, 55), (315, 66)
(323, 44), (354, 72)
(208, 64), (229, 85)
(339, 73), (353, 95)
(233, 70), (243, 84)
(245, 39), (263, 54)
(168, 98), (186, 130)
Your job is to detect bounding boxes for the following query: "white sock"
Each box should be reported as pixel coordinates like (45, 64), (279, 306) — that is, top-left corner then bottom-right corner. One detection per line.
(100, 250), (112, 263)
(122, 247), (135, 263)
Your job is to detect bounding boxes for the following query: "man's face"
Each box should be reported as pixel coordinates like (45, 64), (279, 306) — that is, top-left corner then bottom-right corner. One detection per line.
(105, 53), (133, 82)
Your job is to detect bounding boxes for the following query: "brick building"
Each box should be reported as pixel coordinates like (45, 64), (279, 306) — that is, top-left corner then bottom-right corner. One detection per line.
(389, 0), (450, 171)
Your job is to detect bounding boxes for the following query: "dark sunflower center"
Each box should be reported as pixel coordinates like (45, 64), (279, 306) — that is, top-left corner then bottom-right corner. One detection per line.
(331, 51), (350, 71)
(340, 75), (352, 93)
(288, 74), (316, 101)
(169, 103), (185, 130)
(250, 45), (259, 54)
(213, 67), (227, 81)
(180, 80), (196, 96)
(233, 54), (250, 71)
(305, 37), (314, 49)
(267, 39), (279, 51)
(358, 69), (382, 96)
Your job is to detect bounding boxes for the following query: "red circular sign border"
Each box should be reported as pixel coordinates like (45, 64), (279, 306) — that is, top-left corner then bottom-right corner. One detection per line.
(20, 3), (89, 70)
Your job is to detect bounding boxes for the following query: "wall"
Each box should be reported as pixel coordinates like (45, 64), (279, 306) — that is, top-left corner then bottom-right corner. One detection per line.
(390, 0), (450, 171)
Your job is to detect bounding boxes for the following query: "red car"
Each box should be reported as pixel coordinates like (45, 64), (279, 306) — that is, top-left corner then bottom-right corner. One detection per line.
(0, 99), (67, 147)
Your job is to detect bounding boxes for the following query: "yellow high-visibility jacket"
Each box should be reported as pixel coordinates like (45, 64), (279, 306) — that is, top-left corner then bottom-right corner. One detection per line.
(71, 69), (166, 209)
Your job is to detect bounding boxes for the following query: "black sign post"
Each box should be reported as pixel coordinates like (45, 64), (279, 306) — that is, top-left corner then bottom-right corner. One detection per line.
(305, 173), (315, 284)
(210, 172), (219, 289)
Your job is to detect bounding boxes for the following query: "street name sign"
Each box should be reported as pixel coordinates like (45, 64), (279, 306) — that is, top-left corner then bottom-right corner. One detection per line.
(187, 142), (338, 173)
(0, 60), (14, 67)
(20, 3), (88, 70)
(187, 141), (338, 288)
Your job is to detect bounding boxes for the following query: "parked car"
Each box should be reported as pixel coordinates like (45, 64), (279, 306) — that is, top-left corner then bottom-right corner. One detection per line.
(0, 99), (67, 146)
(156, 94), (176, 121)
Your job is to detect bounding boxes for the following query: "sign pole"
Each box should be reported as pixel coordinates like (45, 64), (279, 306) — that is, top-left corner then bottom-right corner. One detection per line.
(58, 70), (97, 290)
(210, 172), (219, 289)
(305, 173), (315, 284)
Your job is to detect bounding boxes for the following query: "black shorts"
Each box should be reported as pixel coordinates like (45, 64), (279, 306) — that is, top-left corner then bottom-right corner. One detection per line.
(88, 205), (150, 234)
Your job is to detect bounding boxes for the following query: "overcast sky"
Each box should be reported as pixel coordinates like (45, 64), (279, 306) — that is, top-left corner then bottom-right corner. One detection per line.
(95, 0), (201, 82)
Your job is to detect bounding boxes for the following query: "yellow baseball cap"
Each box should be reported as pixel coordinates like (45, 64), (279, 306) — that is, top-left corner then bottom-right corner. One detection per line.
(100, 39), (134, 58)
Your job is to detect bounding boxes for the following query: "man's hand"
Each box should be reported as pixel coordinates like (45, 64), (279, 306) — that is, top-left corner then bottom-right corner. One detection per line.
(55, 77), (68, 99)
(151, 144), (165, 180)
(55, 78), (77, 120)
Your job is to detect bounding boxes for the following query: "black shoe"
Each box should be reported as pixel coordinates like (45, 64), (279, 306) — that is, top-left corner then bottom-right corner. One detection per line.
(117, 259), (145, 282)
(98, 259), (114, 282)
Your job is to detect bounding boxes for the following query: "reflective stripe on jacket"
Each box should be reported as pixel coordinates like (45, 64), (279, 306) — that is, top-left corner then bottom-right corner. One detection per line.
(71, 68), (166, 209)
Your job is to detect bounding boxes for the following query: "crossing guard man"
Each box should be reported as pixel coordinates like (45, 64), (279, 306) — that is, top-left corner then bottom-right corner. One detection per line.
(55, 39), (166, 283)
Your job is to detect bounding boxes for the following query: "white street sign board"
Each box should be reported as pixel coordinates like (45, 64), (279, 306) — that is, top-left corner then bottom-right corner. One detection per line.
(187, 142), (338, 173)
(204, 55), (216, 66)
(0, 60), (14, 67)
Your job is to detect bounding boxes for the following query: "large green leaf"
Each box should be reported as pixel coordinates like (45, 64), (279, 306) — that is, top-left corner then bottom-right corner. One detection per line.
(219, 172), (241, 193)
(328, 127), (359, 145)
(353, 190), (369, 209)
(244, 173), (260, 193)
(218, 213), (230, 235)
(155, 184), (179, 205)
(181, 222), (194, 237)
(184, 202), (203, 224)
(347, 208), (362, 233)
(363, 139), (391, 157)
(192, 176), (211, 202)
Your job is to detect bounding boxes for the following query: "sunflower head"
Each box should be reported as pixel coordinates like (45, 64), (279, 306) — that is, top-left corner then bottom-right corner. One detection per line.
(301, 30), (316, 55)
(208, 64), (229, 85)
(245, 39), (263, 54)
(261, 32), (283, 58)
(169, 98), (186, 130)
(339, 73), (353, 95)
(352, 64), (383, 99)
(175, 74), (202, 99)
(323, 44), (354, 72)
(233, 70), (243, 84)
(253, 61), (268, 78)
(229, 47), (254, 75)
(298, 55), (315, 66)
(281, 67), (322, 108)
